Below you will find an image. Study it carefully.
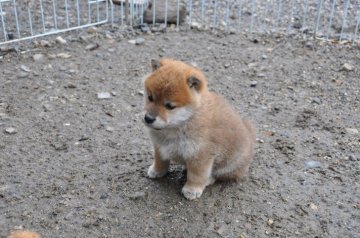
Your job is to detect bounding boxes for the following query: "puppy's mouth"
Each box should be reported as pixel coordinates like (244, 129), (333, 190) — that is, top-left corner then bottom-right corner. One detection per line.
(142, 119), (164, 130)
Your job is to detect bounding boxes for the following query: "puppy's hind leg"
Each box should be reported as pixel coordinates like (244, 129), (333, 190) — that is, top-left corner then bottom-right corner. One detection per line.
(147, 147), (169, 178)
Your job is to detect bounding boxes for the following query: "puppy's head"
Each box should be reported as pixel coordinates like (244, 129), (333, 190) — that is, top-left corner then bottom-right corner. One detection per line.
(143, 59), (208, 130)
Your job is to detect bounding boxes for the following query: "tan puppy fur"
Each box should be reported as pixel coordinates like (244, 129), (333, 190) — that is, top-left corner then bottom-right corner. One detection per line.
(143, 59), (255, 200)
(7, 230), (41, 238)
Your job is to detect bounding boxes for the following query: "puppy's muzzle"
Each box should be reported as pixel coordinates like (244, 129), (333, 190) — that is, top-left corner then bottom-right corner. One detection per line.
(144, 114), (156, 124)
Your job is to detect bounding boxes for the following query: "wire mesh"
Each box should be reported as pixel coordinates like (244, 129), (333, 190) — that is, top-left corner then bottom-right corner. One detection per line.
(0, 0), (359, 45)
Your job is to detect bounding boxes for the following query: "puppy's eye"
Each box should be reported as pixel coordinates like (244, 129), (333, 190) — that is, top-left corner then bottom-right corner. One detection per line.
(148, 95), (154, 102)
(165, 102), (176, 110)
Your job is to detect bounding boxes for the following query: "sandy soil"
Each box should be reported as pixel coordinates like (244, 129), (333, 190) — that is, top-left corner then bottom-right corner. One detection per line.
(0, 28), (359, 237)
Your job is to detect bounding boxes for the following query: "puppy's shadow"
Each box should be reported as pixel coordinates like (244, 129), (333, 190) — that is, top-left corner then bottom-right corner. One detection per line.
(147, 165), (244, 200)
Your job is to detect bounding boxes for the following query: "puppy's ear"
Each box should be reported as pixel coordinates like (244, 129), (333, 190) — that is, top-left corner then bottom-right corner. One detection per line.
(187, 76), (201, 90)
(151, 59), (161, 71)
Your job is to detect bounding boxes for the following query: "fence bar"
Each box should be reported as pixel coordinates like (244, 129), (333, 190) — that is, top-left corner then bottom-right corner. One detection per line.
(276, 0), (282, 27)
(250, 0), (256, 33)
(315, 0), (323, 36)
(303, 0), (309, 29)
(88, 0), (91, 23)
(176, 0), (180, 28)
(201, 0), (205, 26)
(326, 0), (337, 40)
(65, 0), (69, 28)
(287, 0), (295, 33)
(76, 0), (80, 26)
(0, 19), (107, 45)
(353, 11), (360, 44)
(164, 0), (168, 26)
(27, 5), (33, 36)
(52, 0), (58, 29)
(261, 0), (269, 32)
(225, 0), (230, 31)
(120, 1), (124, 26)
(213, 0), (218, 29)
(0, 3), (7, 41)
(237, 0), (243, 31)
(340, 0), (350, 41)
(12, 0), (20, 38)
(152, 0), (155, 25)
(188, 0), (192, 29)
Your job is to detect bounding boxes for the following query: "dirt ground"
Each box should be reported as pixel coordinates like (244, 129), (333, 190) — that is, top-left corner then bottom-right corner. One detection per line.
(0, 28), (359, 237)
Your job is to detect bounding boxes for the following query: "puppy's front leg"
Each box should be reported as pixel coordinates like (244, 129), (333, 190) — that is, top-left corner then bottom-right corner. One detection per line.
(147, 147), (169, 178)
(182, 158), (214, 200)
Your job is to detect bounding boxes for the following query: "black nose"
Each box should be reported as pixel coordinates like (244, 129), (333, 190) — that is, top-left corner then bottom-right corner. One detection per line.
(144, 114), (156, 124)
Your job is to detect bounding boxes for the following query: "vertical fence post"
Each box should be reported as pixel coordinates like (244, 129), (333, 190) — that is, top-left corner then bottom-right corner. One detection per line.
(237, 0), (243, 32)
(27, 6), (33, 36)
(340, 0), (350, 42)
(326, 0), (337, 40)
(0, 3), (7, 41)
(315, 0), (324, 38)
(250, 0), (256, 33)
(11, 0), (20, 39)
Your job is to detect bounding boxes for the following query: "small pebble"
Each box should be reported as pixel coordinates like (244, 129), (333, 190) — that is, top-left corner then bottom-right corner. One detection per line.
(20, 65), (31, 72)
(341, 63), (354, 72)
(33, 53), (46, 62)
(224, 63), (231, 68)
(216, 225), (226, 235)
(312, 97), (321, 104)
(97, 92), (111, 99)
(309, 203), (318, 210)
(267, 218), (274, 226)
(43, 104), (53, 112)
(306, 41), (314, 49)
(138, 90), (144, 96)
(348, 155), (357, 161)
(105, 126), (114, 132)
(250, 81), (258, 87)
(56, 36), (67, 44)
(191, 22), (202, 31)
(141, 25), (151, 33)
(128, 191), (147, 200)
(17, 72), (29, 79)
(40, 40), (51, 47)
(100, 192), (108, 199)
(87, 26), (98, 34)
(85, 43), (99, 51)
(57, 53), (71, 59)
(5, 127), (16, 134)
(345, 128), (358, 134)
(305, 160), (322, 169)
(135, 38), (145, 45)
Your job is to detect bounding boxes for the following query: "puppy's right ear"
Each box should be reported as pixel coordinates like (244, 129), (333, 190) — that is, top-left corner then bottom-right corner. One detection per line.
(151, 59), (161, 71)
(187, 76), (202, 91)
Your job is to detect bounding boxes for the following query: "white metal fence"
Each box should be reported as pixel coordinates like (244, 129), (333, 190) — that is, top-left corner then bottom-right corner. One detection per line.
(0, 0), (359, 45)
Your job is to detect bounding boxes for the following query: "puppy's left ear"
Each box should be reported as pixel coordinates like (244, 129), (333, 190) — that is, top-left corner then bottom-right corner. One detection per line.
(187, 76), (202, 91)
(151, 59), (161, 71)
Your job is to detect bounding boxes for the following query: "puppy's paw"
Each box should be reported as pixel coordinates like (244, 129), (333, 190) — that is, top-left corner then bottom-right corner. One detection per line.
(147, 164), (167, 178)
(181, 185), (204, 200)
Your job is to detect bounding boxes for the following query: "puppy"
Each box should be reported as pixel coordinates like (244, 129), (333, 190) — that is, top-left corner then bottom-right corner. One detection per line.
(143, 59), (255, 200)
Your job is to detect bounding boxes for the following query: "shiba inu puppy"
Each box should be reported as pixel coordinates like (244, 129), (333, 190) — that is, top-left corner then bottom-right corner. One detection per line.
(143, 59), (255, 200)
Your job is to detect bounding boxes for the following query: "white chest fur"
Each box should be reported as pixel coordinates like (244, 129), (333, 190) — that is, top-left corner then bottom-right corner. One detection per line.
(149, 129), (200, 161)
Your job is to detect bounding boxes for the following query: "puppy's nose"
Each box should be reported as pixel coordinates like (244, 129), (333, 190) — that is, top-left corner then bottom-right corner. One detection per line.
(144, 114), (156, 124)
